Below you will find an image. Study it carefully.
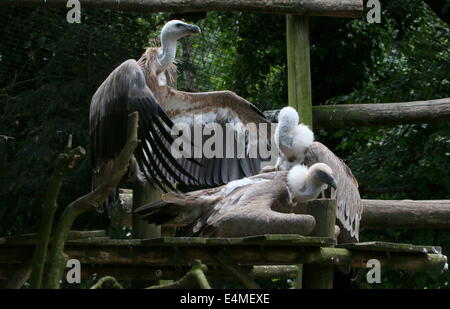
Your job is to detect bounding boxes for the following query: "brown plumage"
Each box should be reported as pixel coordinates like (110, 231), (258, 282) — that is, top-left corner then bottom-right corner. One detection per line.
(90, 20), (203, 205)
(90, 20), (272, 206)
(135, 163), (337, 237)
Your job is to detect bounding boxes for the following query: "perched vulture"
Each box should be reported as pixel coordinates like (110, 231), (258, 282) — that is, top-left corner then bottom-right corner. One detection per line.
(270, 106), (363, 243)
(135, 163), (337, 237)
(136, 21), (271, 187)
(90, 20), (272, 206)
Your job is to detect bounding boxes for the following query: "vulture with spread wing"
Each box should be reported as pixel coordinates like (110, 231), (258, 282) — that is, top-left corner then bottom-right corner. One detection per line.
(136, 21), (271, 187)
(135, 163), (336, 237)
(90, 20), (272, 205)
(271, 107), (363, 243)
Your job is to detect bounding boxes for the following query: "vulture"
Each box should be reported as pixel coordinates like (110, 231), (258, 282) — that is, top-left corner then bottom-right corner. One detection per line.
(270, 106), (363, 243)
(90, 20), (271, 206)
(135, 163), (337, 237)
(136, 21), (271, 187)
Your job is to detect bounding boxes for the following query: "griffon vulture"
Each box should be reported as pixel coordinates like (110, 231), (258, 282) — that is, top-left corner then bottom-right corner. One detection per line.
(269, 106), (362, 243)
(135, 163), (337, 237)
(137, 21), (271, 187)
(90, 20), (203, 202)
(90, 20), (272, 205)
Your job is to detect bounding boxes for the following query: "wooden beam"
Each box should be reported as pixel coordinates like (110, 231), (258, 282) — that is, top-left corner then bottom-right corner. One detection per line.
(265, 98), (450, 128)
(132, 183), (161, 239)
(0, 0), (363, 18)
(1, 245), (446, 271)
(313, 98), (450, 128)
(361, 200), (450, 230)
(0, 265), (299, 281)
(286, 15), (313, 127)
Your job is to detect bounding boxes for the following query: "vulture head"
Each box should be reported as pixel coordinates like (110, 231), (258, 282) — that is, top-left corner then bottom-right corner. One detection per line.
(161, 20), (201, 40)
(157, 20), (201, 73)
(287, 163), (337, 202)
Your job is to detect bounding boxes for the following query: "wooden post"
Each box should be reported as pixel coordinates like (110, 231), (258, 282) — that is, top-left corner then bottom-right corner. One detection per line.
(286, 15), (313, 128)
(287, 14), (313, 288)
(132, 183), (162, 239)
(302, 199), (336, 289)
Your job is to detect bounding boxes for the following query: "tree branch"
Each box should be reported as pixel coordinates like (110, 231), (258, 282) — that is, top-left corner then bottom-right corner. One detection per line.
(30, 136), (85, 289)
(44, 112), (139, 289)
(90, 276), (124, 289)
(215, 254), (260, 289)
(146, 260), (211, 289)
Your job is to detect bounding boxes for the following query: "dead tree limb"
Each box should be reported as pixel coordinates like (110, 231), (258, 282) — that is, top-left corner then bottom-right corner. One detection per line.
(146, 260), (211, 289)
(44, 112), (139, 289)
(90, 276), (123, 289)
(2, 258), (32, 289)
(215, 254), (260, 289)
(30, 136), (85, 289)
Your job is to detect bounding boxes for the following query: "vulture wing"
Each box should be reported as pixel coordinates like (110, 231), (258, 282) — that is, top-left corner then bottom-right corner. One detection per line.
(90, 59), (197, 196)
(135, 170), (315, 237)
(162, 88), (272, 187)
(197, 175), (315, 237)
(134, 172), (279, 226)
(304, 142), (362, 242)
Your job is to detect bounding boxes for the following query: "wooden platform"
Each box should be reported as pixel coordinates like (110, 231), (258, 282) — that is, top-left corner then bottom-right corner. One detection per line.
(0, 231), (447, 282)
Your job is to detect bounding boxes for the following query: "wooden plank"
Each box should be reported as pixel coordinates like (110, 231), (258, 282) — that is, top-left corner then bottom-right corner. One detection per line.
(240, 234), (335, 246)
(0, 0), (364, 18)
(264, 98), (450, 128)
(337, 241), (442, 254)
(0, 265), (299, 281)
(0, 230), (106, 245)
(66, 238), (142, 246)
(141, 235), (335, 246)
(0, 245), (446, 271)
(286, 15), (313, 127)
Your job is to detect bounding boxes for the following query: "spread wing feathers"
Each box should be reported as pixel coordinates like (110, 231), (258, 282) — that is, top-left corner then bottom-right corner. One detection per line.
(162, 89), (272, 186)
(135, 171), (316, 237)
(89, 59), (197, 195)
(304, 142), (363, 243)
(134, 186), (225, 226)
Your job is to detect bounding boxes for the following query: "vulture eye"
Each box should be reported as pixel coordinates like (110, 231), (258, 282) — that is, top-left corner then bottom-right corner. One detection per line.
(176, 23), (183, 28)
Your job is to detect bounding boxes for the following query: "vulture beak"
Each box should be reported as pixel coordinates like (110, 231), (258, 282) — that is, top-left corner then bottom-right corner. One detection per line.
(317, 170), (337, 190)
(187, 24), (201, 34)
(327, 176), (337, 190)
